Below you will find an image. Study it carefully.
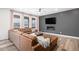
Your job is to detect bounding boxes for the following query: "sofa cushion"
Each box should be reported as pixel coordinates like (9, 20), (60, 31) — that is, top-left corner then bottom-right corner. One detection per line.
(22, 33), (36, 40)
(13, 29), (23, 34)
(35, 32), (43, 36)
(18, 28), (32, 34)
(50, 35), (58, 42)
(30, 33), (37, 36)
(22, 33), (38, 46)
(43, 34), (51, 38)
(50, 35), (58, 47)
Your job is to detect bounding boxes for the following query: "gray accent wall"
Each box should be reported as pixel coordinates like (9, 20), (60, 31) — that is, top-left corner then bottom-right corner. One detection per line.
(39, 8), (79, 37)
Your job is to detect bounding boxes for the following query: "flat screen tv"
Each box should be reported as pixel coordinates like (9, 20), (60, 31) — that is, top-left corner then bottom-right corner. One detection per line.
(45, 17), (56, 24)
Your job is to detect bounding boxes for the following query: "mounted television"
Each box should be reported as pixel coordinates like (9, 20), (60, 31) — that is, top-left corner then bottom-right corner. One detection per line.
(45, 17), (56, 24)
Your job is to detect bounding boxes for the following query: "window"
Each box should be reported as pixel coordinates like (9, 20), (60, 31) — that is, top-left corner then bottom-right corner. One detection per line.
(23, 17), (29, 28)
(13, 15), (20, 29)
(32, 18), (36, 28)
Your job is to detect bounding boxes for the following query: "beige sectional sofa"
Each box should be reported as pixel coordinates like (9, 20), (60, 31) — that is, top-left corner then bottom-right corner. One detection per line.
(8, 28), (58, 51)
(9, 29), (38, 51)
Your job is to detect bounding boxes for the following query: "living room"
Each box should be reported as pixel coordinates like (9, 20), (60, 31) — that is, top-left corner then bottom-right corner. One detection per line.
(1, 0), (79, 59)
(0, 8), (79, 51)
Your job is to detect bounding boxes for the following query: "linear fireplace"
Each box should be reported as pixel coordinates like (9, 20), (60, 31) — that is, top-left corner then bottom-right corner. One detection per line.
(47, 26), (55, 30)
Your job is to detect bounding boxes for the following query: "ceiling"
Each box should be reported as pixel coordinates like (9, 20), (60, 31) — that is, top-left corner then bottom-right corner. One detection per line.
(12, 8), (74, 16)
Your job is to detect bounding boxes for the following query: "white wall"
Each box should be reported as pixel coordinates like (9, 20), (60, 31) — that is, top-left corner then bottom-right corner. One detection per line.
(0, 8), (10, 40)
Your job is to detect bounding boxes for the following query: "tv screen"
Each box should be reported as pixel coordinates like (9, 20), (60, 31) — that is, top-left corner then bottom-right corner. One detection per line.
(45, 17), (56, 24)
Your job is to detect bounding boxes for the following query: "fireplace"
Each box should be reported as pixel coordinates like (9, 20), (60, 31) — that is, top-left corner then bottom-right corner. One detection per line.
(47, 26), (55, 30)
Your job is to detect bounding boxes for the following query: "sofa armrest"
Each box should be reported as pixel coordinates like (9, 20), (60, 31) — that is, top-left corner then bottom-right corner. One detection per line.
(32, 44), (50, 51)
(32, 43), (46, 51)
(32, 44), (40, 50)
(50, 36), (58, 45)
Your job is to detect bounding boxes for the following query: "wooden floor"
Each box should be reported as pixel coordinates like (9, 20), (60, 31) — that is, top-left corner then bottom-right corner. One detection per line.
(0, 38), (79, 51)
(0, 40), (18, 51)
(56, 38), (79, 51)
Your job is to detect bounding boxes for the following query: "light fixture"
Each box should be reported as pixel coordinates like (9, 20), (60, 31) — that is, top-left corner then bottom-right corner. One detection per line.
(39, 8), (41, 12)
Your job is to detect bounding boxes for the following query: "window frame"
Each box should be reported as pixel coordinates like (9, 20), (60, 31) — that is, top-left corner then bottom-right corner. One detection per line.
(23, 16), (29, 28)
(13, 15), (20, 29)
(32, 18), (36, 28)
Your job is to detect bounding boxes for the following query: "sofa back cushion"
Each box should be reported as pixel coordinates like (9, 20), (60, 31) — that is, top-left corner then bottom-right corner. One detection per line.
(43, 34), (51, 38)
(35, 32), (43, 36)
(18, 28), (32, 34)
(50, 35), (58, 42)
(11, 29), (23, 35)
